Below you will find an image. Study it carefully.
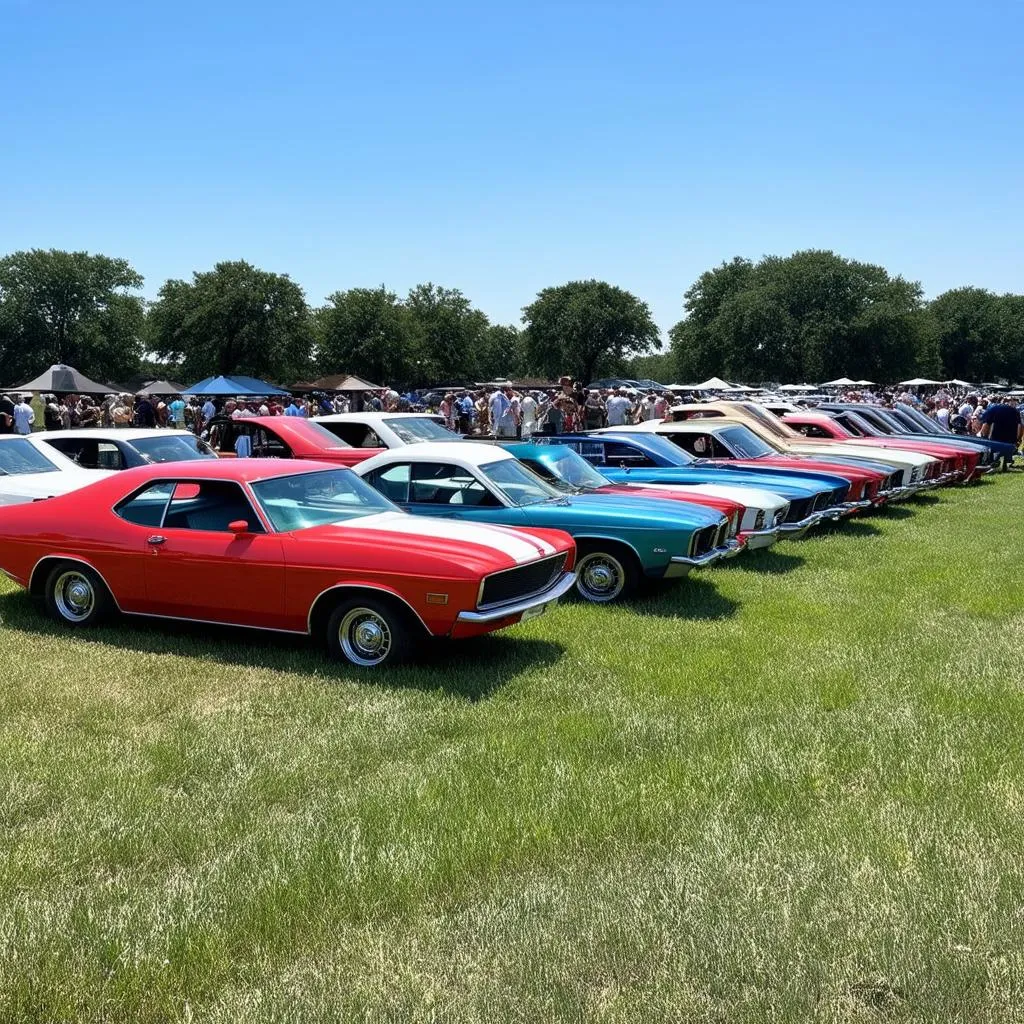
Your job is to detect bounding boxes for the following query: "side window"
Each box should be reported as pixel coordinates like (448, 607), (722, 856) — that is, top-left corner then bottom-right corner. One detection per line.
(365, 463), (411, 503)
(116, 482), (175, 526)
(97, 443), (127, 470)
(162, 480), (266, 533)
(410, 463), (499, 506)
(323, 423), (370, 447)
(603, 442), (656, 468)
(801, 424), (831, 439)
(362, 428), (384, 448)
(675, 433), (717, 457)
(208, 423), (234, 453)
(252, 428), (291, 458)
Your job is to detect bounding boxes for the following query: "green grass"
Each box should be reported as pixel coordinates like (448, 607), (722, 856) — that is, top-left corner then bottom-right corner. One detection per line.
(2, 477), (1024, 1022)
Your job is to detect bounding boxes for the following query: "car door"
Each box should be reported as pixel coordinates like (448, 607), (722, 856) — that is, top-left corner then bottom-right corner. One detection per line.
(141, 479), (286, 628)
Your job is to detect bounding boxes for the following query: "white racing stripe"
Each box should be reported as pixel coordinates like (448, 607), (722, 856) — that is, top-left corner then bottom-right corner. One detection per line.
(628, 481), (786, 510)
(343, 511), (557, 564)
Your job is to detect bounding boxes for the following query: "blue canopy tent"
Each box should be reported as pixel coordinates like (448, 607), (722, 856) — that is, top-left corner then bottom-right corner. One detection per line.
(182, 375), (291, 396)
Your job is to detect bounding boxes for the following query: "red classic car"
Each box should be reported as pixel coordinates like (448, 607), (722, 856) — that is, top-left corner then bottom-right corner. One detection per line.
(0, 460), (576, 667)
(203, 416), (383, 467)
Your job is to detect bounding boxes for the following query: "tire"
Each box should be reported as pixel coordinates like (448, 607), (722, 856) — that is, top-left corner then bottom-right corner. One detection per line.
(44, 563), (112, 628)
(574, 543), (641, 603)
(325, 597), (412, 668)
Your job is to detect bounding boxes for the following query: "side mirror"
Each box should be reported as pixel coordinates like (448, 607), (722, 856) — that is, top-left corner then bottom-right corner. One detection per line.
(228, 520), (250, 535)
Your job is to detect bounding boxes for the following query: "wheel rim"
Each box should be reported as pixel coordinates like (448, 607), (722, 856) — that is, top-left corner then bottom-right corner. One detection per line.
(339, 607), (393, 666)
(576, 552), (626, 603)
(53, 571), (96, 622)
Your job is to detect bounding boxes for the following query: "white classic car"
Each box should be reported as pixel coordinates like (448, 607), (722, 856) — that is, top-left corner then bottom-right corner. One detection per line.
(0, 435), (114, 506)
(313, 412), (458, 449)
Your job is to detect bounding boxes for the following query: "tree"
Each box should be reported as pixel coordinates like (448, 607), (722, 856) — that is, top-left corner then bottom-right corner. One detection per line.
(522, 280), (660, 385)
(477, 324), (524, 381)
(0, 248), (144, 385)
(147, 261), (313, 382)
(929, 287), (1014, 382)
(315, 287), (415, 385)
(669, 250), (934, 383)
(404, 283), (489, 382)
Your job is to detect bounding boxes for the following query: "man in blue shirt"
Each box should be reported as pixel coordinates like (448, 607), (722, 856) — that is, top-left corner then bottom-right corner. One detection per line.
(980, 399), (1022, 446)
(285, 398), (301, 417)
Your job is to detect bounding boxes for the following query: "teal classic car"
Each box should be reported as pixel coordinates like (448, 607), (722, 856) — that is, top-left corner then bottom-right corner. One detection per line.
(354, 442), (734, 603)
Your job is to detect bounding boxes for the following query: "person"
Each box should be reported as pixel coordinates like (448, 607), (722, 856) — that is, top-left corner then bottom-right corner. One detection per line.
(605, 388), (632, 427)
(234, 431), (253, 458)
(458, 392), (474, 434)
(958, 394), (977, 422)
(134, 394), (156, 428)
(285, 397), (301, 416)
(168, 395), (186, 428)
(583, 390), (606, 430)
(112, 394), (133, 426)
(520, 391), (538, 437)
(440, 393), (456, 431)
(654, 391), (670, 420)
(13, 395), (35, 434)
(0, 393), (14, 434)
(489, 387), (516, 438)
(979, 396), (1023, 452)
(542, 392), (565, 434)
(635, 392), (657, 422)
(933, 397), (950, 429)
(78, 396), (100, 427)
(201, 398), (217, 425)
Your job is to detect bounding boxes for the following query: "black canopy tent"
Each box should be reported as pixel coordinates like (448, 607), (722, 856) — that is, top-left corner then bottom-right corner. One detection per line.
(8, 363), (115, 395)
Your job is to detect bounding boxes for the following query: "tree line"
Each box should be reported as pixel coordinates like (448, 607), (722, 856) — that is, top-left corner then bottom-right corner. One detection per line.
(0, 247), (1020, 390)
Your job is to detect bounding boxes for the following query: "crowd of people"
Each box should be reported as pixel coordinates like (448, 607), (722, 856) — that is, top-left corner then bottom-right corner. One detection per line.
(2, 377), (1022, 453)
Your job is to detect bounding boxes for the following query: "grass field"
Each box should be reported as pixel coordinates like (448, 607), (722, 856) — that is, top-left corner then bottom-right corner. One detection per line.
(2, 475), (1023, 1022)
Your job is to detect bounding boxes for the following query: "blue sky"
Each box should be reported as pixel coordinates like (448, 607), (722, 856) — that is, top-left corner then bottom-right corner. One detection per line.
(2, 0), (1021, 332)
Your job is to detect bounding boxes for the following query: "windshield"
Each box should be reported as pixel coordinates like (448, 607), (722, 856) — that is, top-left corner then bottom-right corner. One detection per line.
(841, 412), (879, 437)
(480, 459), (563, 506)
(132, 435), (217, 463)
(895, 403), (947, 434)
(739, 403), (796, 438)
(0, 440), (60, 475)
(251, 469), (396, 531)
(385, 417), (458, 443)
(534, 447), (610, 490)
(718, 425), (778, 459)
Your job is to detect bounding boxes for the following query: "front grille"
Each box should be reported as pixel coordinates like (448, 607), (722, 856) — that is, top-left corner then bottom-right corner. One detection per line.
(774, 507), (788, 527)
(812, 492), (828, 512)
(754, 508), (765, 529)
(787, 498), (812, 523)
(865, 480), (878, 499)
(689, 524), (719, 557)
(886, 472), (900, 491)
(830, 487), (846, 506)
(478, 553), (568, 609)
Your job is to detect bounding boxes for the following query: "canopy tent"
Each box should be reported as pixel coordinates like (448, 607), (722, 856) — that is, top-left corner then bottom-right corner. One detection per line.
(8, 363), (115, 395)
(182, 375), (290, 396)
(981, 382), (1007, 390)
(821, 377), (857, 387)
(675, 376), (743, 392)
(855, 379), (875, 386)
(136, 379), (185, 395)
(945, 378), (974, 388)
(291, 373), (383, 393)
(777, 383), (817, 392)
(898, 377), (940, 387)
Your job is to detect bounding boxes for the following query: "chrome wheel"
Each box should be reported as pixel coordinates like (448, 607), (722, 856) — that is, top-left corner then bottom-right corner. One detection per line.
(338, 607), (393, 666)
(53, 570), (96, 623)
(576, 551), (626, 603)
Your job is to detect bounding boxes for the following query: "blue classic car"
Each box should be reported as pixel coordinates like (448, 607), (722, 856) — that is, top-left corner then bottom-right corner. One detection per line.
(355, 442), (735, 603)
(535, 432), (856, 536)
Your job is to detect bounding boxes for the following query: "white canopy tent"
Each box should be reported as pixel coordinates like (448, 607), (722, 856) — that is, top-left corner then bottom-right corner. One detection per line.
(855, 379), (875, 386)
(821, 377), (857, 387)
(899, 377), (940, 386)
(946, 378), (974, 388)
(674, 376), (744, 392)
(777, 383), (817, 392)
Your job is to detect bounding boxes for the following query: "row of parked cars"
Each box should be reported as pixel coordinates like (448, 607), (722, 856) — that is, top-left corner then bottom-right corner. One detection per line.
(0, 400), (1004, 667)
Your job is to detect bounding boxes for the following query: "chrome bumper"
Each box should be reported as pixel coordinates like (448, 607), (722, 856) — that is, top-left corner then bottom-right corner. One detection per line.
(457, 571), (576, 623)
(740, 526), (782, 549)
(778, 510), (827, 536)
(829, 499), (873, 518)
(665, 543), (733, 575)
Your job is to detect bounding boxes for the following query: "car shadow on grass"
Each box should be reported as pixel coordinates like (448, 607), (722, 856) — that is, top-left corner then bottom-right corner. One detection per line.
(0, 592), (562, 701)
(716, 548), (806, 574)
(633, 576), (740, 619)
(798, 518), (883, 539)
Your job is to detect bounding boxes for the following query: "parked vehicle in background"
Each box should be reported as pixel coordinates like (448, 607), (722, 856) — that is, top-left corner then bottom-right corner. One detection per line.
(355, 442), (735, 603)
(36, 428), (216, 470)
(0, 435), (115, 505)
(315, 412), (459, 448)
(0, 460), (576, 668)
(203, 416), (382, 466)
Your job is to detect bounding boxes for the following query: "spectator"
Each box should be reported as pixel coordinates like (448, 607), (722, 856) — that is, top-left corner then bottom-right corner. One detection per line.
(0, 392), (14, 434)
(583, 389), (606, 429)
(134, 394), (157, 428)
(169, 395), (186, 428)
(285, 396), (301, 417)
(490, 386), (517, 438)
(13, 394), (35, 434)
(78, 397), (100, 427)
(112, 394), (133, 426)
(605, 388), (632, 426)
(42, 394), (62, 430)
(979, 396), (1023, 454)
(475, 391), (490, 436)
(653, 391), (670, 420)
(201, 397), (217, 425)
(458, 392), (474, 434)
(440, 393), (457, 431)
(520, 391), (538, 437)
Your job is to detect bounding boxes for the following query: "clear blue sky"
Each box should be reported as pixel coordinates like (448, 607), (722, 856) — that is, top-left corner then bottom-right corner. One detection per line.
(2, 0), (1021, 333)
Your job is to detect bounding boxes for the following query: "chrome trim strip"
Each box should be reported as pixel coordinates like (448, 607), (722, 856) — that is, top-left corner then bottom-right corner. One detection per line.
(122, 611), (308, 635)
(777, 511), (827, 533)
(305, 583), (431, 635)
(456, 571), (576, 623)
(670, 547), (727, 568)
(28, 556), (124, 611)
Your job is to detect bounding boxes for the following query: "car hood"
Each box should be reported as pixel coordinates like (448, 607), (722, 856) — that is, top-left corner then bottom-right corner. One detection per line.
(624, 481), (787, 513)
(288, 511), (569, 575)
(604, 466), (829, 501)
(523, 492), (724, 531)
(786, 441), (933, 470)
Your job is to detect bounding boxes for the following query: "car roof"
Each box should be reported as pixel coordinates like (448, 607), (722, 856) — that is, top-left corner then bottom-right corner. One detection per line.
(314, 412), (442, 422)
(365, 441), (510, 466)
(33, 428), (196, 441)
(107, 459), (341, 485)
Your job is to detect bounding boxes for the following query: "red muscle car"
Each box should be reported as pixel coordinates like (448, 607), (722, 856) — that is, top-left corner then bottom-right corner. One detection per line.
(0, 460), (576, 668)
(203, 416), (383, 467)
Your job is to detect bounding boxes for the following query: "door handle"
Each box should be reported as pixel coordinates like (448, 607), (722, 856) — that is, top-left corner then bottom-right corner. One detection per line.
(147, 535), (167, 545)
